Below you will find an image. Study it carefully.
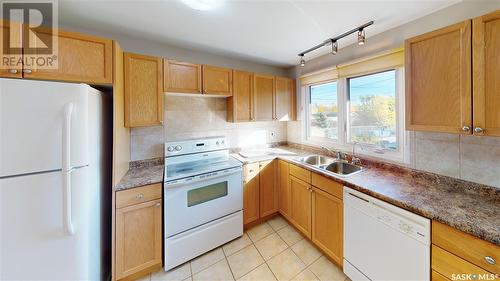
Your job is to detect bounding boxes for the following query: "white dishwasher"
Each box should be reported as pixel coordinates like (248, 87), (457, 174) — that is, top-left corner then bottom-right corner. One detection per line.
(343, 187), (431, 281)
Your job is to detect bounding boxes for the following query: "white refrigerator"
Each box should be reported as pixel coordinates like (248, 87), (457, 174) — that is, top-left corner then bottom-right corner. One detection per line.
(0, 79), (111, 280)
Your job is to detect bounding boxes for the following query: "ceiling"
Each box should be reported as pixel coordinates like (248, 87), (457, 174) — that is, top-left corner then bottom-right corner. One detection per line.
(58, 0), (459, 67)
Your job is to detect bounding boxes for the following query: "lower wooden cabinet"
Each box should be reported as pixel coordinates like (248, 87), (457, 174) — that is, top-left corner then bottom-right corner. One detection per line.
(311, 186), (343, 266)
(243, 162), (260, 225)
(278, 160), (291, 219)
(115, 184), (162, 280)
(289, 175), (312, 238)
(259, 160), (279, 217)
(243, 160), (278, 226)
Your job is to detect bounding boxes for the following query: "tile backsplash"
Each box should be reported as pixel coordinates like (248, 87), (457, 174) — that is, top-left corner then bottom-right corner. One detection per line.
(130, 95), (287, 161)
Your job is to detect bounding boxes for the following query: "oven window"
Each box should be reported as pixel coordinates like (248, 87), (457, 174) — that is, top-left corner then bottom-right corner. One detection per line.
(187, 181), (228, 207)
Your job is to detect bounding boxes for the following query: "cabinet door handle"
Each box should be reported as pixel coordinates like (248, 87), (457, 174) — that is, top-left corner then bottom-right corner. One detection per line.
(155, 203), (161, 208)
(462, 126), (470, 132)
(485, 256), (496, 265)
(136, 193), (144, 200)
(8, 69), (18, 74)
(474, 127), (484, 133)
(23, 69), (33, 74)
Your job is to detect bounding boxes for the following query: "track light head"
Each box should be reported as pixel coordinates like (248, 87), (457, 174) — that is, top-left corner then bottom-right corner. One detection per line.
(299, 55), (305, 67)
(331, 41), (338, 55)
(357, 29), (366, 45)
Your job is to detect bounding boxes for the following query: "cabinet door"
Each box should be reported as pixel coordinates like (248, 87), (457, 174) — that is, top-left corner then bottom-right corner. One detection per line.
(116, 199), (162, 280)
(243, 163), (260, 225)
(163, 60), (202, 93)
(227, 70), (253, 122)
(259, 160), (278, 217)
(202, 65), (232, 96)
(405, 20), (471, 134)
(253, 74), (275, 121)
(275, 77), (295, 121)
(311, 187), (343, 266)
(24, 30), (113, 84)
(0, 21), (22, 78)
(290, 176), (311, 238)
(278, 160), (291, 219)
(473, 10), (500, 136)
(124, 53), (163, 127)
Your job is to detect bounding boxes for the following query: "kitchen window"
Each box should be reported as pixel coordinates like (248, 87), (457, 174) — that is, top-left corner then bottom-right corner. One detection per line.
(307, 82), (339, 142)
(303, 67), (406, 163)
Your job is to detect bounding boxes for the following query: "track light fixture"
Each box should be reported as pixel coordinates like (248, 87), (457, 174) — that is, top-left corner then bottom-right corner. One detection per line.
(331, 40), (338, 55)
(299, 55), (305, 67)
(357, 29), (366, 45)
(297, 21), (373, 65)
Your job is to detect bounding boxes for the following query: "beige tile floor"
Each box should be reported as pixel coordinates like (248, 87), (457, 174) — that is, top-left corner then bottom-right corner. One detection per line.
(139, 215), (349, 281)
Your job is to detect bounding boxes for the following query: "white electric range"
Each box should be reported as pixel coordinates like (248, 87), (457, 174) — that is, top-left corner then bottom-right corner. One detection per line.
(163, 137), (243, 271)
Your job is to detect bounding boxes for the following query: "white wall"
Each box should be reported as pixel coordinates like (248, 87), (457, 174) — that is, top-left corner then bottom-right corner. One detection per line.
(287, 1), (500, 188)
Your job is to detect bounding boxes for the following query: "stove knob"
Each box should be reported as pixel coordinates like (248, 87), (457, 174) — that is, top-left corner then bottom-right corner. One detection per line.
(216, 141), (220, 145)
(175, 145), (182, 151)
(167, 146), (174, 152)
(221, 140), (225, 145)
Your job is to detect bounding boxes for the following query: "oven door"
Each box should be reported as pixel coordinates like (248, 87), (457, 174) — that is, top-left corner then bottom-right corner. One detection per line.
(164, 167), (243, 237)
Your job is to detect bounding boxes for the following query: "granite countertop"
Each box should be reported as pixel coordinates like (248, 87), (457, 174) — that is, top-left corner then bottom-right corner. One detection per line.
(115, 162), (164, 191)
(233, 145), (500, 245)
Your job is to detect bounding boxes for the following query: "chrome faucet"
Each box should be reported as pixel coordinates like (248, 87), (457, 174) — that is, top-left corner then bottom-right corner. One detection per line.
(321, 146), (336, 157)
(351, 142), (361, 165)
(321, 146), (346, 161)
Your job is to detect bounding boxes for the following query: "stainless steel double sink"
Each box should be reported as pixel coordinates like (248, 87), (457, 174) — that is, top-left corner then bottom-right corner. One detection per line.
(299, 155), (364, 177)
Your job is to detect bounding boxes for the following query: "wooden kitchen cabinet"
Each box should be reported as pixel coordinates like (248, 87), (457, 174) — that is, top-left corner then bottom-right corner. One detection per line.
(23, 30), (113, 84)
(290, 175), (312, 238)
(163, 59), (202, 94)
(202, 65), (232, 96)
(227, 70), (253, 122)
(275, 77), (295, 121)
(243, 162), (260, 225)
(278, 160), (291, 219)
(259, 160), (278, 217)
(405, 20), (471, 134)
(432, 221), (499, 275)
(472, 10), (500, 137)
(124, 52), (163, 127)
(253, 74), (275, 121)
(0, 20), (22, 78)
(115, 184), (162, 280)
(311, 186), (343, 266)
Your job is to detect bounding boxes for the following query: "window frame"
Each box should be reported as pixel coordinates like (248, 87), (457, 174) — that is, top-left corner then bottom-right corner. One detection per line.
(301, 66), (408, 164)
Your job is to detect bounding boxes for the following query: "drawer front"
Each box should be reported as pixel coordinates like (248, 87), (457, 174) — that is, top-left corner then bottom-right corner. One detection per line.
(116, 183), (162, 209)
(432, 221), (500, 274)
(311, 173), (342, 200)
(243, 162), (260, 182)
(289, 164), (311, 183)
(432, 245), (492, 279)
(432, 270), (449, 281)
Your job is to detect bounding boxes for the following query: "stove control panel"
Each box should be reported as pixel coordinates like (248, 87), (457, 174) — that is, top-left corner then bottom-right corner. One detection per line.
(165, 136), (228, 156)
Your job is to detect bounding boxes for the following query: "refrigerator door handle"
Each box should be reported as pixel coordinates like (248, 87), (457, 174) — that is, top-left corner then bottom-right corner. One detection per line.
(62, 103), (75, 235)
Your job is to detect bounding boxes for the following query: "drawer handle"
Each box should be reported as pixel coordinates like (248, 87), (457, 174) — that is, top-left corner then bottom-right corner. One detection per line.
(23, 69), (33, 74)
(485, 256), (496, 265)
(8, 69), (18, 74)
(136, 193), (144, 200)
(155, 203), (161, 208)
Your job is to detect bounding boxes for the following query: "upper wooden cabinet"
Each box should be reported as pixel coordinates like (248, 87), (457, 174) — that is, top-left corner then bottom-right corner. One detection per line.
(228, 70), (253, 122)
(0, 21), (22, 78)
(163, 59), (202, 93)
(253, 74), (275, 121)
(202, 65), (232, 96)
(472, 10), (500, 137)
(406, 10), (500, 136)
(405, 20), (472, 134)
(124, 53), (163, 127)
(275, 77), (295, 121)
(0, 23), (112, 84)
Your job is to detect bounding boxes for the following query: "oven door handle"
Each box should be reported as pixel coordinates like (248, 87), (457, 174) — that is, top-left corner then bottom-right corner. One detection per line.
(165, 167), (242, 188)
